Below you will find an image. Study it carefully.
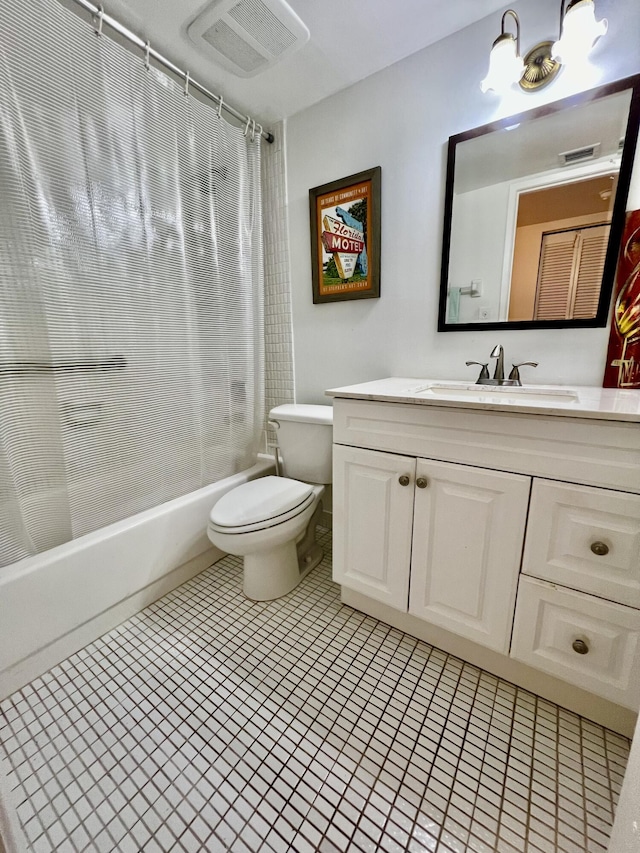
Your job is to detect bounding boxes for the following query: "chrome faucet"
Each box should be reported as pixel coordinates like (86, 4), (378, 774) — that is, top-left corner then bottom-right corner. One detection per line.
(490, 344), (504, 383)
(467, 346), (538, 386)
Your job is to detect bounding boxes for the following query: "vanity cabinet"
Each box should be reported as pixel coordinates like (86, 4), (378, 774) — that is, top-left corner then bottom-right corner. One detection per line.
(329, 390), (640, 719)
(333, 445), (530, 653)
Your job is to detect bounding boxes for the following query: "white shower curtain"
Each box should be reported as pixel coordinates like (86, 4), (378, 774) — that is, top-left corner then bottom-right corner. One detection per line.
(0, 0), (265, 566)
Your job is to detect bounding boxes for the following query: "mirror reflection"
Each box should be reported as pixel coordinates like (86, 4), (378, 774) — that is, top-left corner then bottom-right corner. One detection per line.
(439, 78), (640, 331)
(508, 175), (615, 322)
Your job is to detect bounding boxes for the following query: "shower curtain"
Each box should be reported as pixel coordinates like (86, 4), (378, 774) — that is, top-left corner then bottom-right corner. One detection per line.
(0, 0), (265, 567)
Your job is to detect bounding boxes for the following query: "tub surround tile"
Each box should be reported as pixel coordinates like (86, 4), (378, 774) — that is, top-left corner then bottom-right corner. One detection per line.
(0, 529), (630, 853)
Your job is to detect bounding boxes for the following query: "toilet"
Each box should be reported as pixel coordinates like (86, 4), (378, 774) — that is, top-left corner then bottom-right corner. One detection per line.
(207, 404), (333, 601)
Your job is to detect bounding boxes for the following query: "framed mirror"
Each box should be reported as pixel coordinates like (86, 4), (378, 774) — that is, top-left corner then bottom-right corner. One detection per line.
(438, 75), (640, 332)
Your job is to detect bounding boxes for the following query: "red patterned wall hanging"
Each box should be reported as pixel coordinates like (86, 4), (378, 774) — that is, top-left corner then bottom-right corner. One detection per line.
(603, 209), (640, 388)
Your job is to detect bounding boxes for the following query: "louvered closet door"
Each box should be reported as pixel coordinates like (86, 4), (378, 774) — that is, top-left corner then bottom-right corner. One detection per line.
(534, 224), (610, 321)
(573, 224), (610, 318)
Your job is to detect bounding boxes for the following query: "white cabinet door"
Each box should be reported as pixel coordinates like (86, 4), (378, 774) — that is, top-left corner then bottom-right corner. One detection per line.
(333, 445), (415, 609)
(409, 459), (530, 653)
(511, 577), (640, 709)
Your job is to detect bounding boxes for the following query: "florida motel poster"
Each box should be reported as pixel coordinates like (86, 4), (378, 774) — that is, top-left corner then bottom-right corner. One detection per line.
(309, 167), (381, 303)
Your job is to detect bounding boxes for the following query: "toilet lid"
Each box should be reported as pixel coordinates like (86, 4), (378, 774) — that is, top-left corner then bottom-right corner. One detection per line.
(209, 476), (314, 528)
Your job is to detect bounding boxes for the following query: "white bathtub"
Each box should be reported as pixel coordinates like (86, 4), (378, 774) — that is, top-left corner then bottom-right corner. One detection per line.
(0, 457), (274, 700)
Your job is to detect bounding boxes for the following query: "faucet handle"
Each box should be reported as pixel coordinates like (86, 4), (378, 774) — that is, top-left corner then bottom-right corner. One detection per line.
(466, 361), (490, 383)
(508, 362), (539, 385)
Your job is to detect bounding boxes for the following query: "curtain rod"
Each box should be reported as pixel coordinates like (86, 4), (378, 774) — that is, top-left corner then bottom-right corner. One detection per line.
(69, 0), (274, 143)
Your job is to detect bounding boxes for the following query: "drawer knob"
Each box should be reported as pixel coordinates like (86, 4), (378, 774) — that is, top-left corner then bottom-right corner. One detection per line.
(399, 475), (410, 487)
(572, 638), (589, 655)
(416, 477), (428, 489)
(590, 541), (609, 556)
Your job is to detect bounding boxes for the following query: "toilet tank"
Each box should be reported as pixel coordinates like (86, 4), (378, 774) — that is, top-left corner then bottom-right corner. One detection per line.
(269, 404), (333, 484)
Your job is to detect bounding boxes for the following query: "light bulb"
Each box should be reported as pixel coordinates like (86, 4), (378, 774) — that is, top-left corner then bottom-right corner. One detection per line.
(480, 34), (525, 94)
(552, 0), (608, 64)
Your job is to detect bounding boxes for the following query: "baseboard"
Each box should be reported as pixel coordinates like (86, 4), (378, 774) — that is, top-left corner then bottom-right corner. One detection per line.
(1, 546), (224, 701)
(341, 587), (638, 739)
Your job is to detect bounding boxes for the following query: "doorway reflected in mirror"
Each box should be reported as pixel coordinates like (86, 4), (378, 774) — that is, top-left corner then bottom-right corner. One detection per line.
(509, 174), (616, 321)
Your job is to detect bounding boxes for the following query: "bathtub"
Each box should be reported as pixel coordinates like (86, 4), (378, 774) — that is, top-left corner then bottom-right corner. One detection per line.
(0, 457), (274, 701)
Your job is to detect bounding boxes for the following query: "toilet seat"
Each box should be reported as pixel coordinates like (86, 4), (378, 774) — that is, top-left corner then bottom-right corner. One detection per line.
(209, 476), (315, 535)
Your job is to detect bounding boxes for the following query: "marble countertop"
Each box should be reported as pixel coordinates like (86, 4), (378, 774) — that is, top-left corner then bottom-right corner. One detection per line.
(326, 377), (640, 422)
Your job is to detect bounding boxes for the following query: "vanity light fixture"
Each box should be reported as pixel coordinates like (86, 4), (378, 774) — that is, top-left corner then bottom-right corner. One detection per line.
(480, 10), (524, 95)
(481, 0), (607, 94)
(552, 0), (608, 65)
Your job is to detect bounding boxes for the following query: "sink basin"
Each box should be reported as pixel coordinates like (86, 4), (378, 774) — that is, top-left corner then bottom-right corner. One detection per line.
(407, 382), (579, 405)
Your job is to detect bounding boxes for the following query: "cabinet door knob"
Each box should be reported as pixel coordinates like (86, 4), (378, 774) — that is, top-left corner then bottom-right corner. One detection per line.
(572, 638), (589, 655)
(416, 477), (428, 489)
(590, 541), (609, 556)
(398, 475), (410, 487)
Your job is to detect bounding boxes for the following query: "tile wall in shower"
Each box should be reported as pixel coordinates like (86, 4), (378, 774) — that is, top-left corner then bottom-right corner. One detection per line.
(262, 120), (295, 440)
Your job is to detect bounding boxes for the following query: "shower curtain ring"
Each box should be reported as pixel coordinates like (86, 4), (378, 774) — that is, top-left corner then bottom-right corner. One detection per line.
(244, 115), (251, 136)
(217, 96), (224, 119)
(95, 5), (104, 36)
(256, 124), (263, 141)
(144, 41), (151, 70)
(251, 119), (256, 142)
(184, 71), (190, 97)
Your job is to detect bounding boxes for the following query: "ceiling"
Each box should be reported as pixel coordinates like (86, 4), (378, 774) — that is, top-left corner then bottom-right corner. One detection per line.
(104, 0), (510, 128)
(454, 90), (631, 194)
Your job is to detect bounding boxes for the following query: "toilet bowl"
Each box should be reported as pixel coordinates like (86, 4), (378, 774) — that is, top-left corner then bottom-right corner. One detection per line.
(207, 404), (333, 601)
(208, 476), (325, 600)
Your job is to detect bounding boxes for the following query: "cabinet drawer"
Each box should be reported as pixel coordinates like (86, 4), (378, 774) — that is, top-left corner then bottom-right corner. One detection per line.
(522, 479), (640, 607)
(511, 577), (640, 709)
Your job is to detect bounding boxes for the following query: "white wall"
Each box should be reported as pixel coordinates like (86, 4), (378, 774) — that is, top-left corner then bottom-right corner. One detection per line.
(286, 0), (640, 403)
(449, 180), (511, 323)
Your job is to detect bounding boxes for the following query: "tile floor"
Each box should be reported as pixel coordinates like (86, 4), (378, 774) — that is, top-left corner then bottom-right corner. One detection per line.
(0, 529), (630, 853)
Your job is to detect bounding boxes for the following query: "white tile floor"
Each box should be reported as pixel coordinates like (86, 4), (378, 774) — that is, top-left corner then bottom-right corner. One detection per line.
(0, 529), (630, 853)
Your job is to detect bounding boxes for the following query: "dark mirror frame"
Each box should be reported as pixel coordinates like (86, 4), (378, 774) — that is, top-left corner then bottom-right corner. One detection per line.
(438, 75), (640, 333)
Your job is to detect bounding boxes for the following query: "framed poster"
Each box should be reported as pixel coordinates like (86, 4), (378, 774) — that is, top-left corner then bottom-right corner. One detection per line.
(309, 167), (381, 304)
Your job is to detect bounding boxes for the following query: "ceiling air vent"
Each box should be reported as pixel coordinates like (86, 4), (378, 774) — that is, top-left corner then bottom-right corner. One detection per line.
(187, 0), (310, 78)
(558, 142), (601, 166)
